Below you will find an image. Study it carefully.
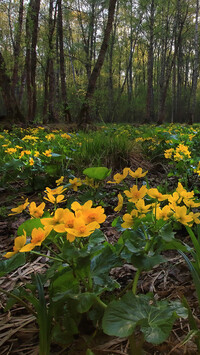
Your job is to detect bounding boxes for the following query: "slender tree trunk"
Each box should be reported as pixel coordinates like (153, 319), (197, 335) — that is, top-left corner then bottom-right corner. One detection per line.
(146, 0), (155, 122)
(57, 0), (71, 122)
(189, 0), (199, 124)
(0, 51), (25, 123)
(157, 1), (188, 124)
(12, 0), (24, 97)
(78, 0), (118, 127)
(25, 0), (40, 123)
(43, 0), (57, 122)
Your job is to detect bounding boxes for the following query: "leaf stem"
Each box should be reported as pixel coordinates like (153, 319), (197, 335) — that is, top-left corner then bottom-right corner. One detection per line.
(0, 287), (37, 317)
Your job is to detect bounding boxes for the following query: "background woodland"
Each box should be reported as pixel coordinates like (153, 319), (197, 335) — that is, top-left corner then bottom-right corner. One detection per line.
(0, 0), (200, 125)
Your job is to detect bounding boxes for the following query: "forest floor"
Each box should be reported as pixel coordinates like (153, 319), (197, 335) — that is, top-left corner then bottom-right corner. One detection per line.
(0, 124), (200, 354)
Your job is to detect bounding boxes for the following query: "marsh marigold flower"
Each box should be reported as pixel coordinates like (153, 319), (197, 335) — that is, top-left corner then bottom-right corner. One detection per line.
(107, 168), (129, 184)
(69, 177), (82, 191)
(114, 193), (123, 212)
(135, 199), (152, 215)
(29, 202), (45, 218)
(121, 210), (138, 228)
(124, 185), (147, 203)
(173, 206), (193, 226)
(56, 176), (64, 186)
(4, 231), (26, 258)
(41, 208), (65, 230)
(81, 206), (106, 227)
(20, 226), (51, 252)
(9, 199), (29, 215)
(129, 167), (148, 179)
(65, 217), (99, 238)
(147, 188), (169, 201)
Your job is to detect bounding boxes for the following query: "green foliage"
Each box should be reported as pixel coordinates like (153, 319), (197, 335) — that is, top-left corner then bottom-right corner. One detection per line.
(102, 292), (187, 344)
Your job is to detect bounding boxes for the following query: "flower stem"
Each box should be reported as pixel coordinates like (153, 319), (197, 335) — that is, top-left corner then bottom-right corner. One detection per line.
(30, 250), (63, 262)
(132, 269), (140, 295)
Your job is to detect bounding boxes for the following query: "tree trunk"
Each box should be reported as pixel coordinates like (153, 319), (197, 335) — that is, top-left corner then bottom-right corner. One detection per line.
(146, 0), (155, 122)
(78, 0), (118, 127)
(189, 0), (199, 124)
(57, 0), (71, 122)
(0, 51), (25, 123)
(43, 0), (57, 123)
(25, 0), (40, 123)
(12, 0), (24, 97)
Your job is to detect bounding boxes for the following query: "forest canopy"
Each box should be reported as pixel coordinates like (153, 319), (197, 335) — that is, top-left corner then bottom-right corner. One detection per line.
(0, 0), (199, 125)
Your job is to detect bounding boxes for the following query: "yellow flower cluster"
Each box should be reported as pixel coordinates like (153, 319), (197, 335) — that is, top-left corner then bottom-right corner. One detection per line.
(164, 144), (191, 161)
(5, 194), (106, 258)
(113, 169), (200, 228)
(108, 167), (148, 184)
(41, 200), (106, 242)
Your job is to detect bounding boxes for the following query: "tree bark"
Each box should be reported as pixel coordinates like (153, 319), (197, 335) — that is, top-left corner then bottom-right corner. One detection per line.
(25, 0), (40, 123)
(146, 0), (155, 122)
(57, 0), (71, 122)
(189, 0), (199, 124)
(43, 0), (57, 122)
(0, 51), (25, 123)
(78, 0), (117, 127)
(12, 0), (24, 96)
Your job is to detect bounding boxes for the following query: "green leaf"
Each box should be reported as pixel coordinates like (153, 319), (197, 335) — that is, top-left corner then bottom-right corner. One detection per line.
(17, 218), (44, 236)
(83, 167), (111, 180)
(0, 253), (26, 276)
(102, 292), (186, 344)
(69, 293), (96, 313)
(159, 223), (175, 242)
(131, 254), (166, 271)
(91, 244), (121, 277)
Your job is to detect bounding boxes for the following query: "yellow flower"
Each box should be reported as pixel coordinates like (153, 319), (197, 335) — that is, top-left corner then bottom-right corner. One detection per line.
(124, 185), (147, 203)
(121, 210), (138, 228)
(41, 208), (65, 230)
(61, 133), (71, 139)
(135, 199), (152, 214)
(114, 193), (123, 212)
(183, 199), (200, 208)
(20, 227), (51, 252)
(147, 188), (169, 201)
(34, 151), (40, 157)
(9, 199), (29, 215)
(81, 206), (106, 227)
(164, 148), (174, 159)
(22, 135), (38, 141)
(45, 134), (55, 140)
(190, 212), (200, 224)
(69, 177), (82, 191)
(107, 168), (129, 184)
(71, 200), (93, 212)
(173, 206), (193, 226)
(65, 217), (99, 238)
(44, 193), (66, 204)
(168, 192), (181, 205)
(53, 209), (75, 233)
(129, 167), (148, 179)
(29, 158), (34, 166)
(43, 149), (52, 157)
(56, 176), (64, 186)
(5, 147), (17, 154)
(154, 205), (173, 220)
(45, 185), (67, 195)
(4, 231), (27, 258)
(176, 183), (194, 200)
(29, 202), (45, 218)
